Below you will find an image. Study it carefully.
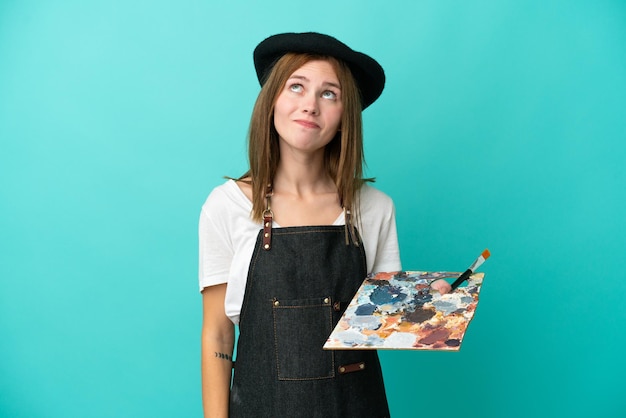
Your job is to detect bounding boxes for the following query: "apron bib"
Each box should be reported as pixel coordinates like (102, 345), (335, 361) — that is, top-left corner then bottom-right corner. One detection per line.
(230, 226), (390, 418)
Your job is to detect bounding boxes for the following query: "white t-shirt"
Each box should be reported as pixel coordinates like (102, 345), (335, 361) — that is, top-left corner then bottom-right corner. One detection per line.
(199, 179), (402, 324)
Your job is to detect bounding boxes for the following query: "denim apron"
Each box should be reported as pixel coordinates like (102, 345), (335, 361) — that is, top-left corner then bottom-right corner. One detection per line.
(230, 218), (390, 417)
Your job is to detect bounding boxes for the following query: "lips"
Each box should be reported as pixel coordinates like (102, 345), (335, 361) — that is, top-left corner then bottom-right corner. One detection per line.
(294, 119), (320, 129)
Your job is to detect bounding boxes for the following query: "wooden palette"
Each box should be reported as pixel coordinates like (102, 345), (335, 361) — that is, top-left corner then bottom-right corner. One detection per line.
(324, 271), (485, 351)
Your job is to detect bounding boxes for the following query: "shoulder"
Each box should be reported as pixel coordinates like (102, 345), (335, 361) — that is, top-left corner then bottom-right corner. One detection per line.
(199, 179), (260, 250)
(358, 183), (396, 213)
(200, 179), (257, 236)
(202, 179), (251, 215)
(356, 183), (397, 231)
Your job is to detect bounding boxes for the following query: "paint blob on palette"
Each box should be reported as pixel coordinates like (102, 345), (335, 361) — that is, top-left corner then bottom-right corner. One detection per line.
(324, 271), (485, 351)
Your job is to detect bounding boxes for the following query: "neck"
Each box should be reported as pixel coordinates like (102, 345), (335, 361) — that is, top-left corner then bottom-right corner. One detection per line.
(273, 158), (335, 196)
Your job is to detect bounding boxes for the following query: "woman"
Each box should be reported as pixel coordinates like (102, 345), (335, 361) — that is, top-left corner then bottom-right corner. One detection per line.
(199, 32), (449, 418)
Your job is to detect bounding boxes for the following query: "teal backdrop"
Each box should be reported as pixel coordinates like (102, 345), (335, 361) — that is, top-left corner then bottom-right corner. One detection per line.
(1, 1), (625, 417)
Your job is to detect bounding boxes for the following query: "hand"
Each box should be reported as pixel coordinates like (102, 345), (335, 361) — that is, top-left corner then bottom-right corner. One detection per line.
(430, 279), (452, 295)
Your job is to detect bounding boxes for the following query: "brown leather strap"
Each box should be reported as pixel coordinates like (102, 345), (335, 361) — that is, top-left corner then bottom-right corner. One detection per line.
(338, 362), (366, 374)
(344, 209), (360, 246)
(263, 185), (273, 250)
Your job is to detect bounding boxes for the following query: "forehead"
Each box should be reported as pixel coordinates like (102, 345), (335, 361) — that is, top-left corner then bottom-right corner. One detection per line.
(288, 59), (340, 84)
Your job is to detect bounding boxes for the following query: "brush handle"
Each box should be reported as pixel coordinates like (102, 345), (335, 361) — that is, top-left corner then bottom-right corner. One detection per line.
(450, 269), (472, 291)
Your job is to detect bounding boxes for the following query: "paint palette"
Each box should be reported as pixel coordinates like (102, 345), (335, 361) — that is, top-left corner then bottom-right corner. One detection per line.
(324, 271), (485, 351)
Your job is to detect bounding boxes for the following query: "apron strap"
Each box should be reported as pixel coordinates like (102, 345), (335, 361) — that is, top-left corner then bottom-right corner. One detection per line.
(344, 209), (360, 246)
(262, 185), (273, 250)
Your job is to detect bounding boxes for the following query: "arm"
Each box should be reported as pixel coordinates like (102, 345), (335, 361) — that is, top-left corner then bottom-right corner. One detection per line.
(201, 283), (235, 418)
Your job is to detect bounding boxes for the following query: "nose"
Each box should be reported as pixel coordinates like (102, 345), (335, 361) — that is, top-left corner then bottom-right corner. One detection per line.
(301, 93), (319, 115)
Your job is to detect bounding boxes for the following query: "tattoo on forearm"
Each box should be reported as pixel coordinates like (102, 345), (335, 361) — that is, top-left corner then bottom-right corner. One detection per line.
(215, 352), (233, 361)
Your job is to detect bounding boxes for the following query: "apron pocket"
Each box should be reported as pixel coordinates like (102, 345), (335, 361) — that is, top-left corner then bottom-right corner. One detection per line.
(272, 296), (334, 380)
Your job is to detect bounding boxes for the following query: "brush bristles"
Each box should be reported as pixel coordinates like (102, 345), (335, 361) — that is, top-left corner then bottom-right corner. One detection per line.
(468, 248), (491, 272)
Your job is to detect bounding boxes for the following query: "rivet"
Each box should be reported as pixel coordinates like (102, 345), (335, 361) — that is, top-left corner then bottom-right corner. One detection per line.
(339, 367), (345, 373)
(324, 297), (330, 304)
(359, 363), (365, 369)
(274, 300), (280, 306)
(264, 232), (269, 238)
(264, 244), (270, 249)
(265, 222), (270, 227)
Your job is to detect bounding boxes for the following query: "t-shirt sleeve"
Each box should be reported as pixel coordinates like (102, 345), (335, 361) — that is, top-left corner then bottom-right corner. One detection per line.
(359, 185), (402, 274)
(198, 188), (234, 291)
(370, 198), (402, 273)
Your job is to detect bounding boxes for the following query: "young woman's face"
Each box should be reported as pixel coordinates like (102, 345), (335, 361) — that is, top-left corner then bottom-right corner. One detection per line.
(273, 60), (343, 156)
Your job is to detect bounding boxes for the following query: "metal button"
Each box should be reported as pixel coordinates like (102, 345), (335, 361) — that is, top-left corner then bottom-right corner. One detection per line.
(323, 297), (330, 304)
(273, 300), (279, 306)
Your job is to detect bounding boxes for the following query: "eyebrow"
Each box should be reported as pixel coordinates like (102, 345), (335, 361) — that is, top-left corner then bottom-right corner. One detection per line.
(288, 74), (341, 90)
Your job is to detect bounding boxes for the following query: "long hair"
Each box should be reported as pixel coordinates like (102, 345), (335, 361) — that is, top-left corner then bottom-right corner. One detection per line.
(241, 52), (367, 230)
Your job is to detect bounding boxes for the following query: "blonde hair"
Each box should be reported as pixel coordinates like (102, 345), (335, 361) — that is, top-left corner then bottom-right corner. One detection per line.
(240, 52), (369, 233)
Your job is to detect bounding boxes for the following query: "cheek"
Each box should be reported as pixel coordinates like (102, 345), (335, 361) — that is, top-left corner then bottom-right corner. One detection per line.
(274, 89), (294, 109)
(273, 96), (292, 121)
(273, 99), (292, 136)
(273, 101), (285, 122)
(329, 107), (343, 129)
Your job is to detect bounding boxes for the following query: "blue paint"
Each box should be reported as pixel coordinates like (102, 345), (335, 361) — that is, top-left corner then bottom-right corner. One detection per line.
(369, 285), (407, 305)
(349, 315), (382, 331)
(413, 292), (433, 305)
(355, 303), (376, 316)
(432, 300), (458, 315)
(364, 334), (385, 346)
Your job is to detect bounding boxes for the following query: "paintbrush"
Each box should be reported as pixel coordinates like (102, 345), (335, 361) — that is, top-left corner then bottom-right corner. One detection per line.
(450, 249), (491, 291)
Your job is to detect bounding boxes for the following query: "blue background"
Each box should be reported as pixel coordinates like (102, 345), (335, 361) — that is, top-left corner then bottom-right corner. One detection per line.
(1, 1), (625, 417)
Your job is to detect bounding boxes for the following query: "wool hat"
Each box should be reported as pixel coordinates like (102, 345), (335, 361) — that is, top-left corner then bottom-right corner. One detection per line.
(253, 32), (385, 110)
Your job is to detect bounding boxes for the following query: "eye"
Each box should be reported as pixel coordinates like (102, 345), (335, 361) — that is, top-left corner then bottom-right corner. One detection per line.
(322, 90), (337, 100)
(289, 83), (303, 93)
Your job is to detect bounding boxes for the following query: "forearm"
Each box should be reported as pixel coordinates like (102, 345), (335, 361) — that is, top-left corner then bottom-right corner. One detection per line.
(201, 328), (234, 418)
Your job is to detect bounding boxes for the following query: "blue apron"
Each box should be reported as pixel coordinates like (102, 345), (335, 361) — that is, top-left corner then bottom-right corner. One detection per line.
(230, 223), (390, 417)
